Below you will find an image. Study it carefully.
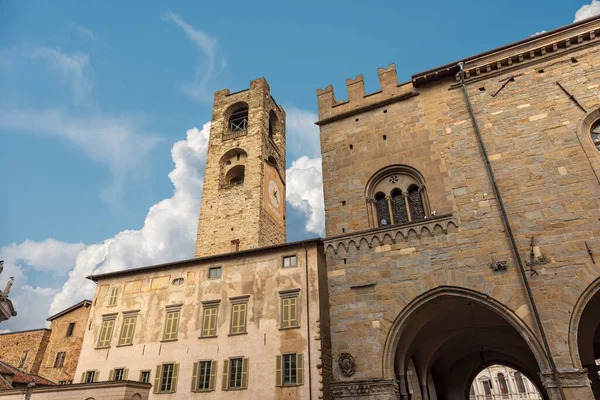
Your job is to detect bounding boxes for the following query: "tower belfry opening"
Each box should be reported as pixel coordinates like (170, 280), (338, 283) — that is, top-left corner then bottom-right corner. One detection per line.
(195, 78), (287, 258)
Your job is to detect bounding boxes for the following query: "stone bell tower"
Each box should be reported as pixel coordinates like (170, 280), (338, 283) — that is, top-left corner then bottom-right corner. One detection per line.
(195, 78), (286, 258)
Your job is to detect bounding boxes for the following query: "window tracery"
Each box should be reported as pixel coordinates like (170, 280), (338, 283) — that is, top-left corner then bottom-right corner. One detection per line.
(592, 120), (600, 152)
(365, 165), (430, 228)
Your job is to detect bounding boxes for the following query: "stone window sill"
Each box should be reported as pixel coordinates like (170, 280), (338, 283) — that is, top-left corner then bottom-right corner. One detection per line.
(228, 332), (248, 337)
(95, 346), (111, 350)
(160, 338), (178, 343)
(279, 326), (300, 331)
(198, 335), (218, 339)
(116, 343), (133, 347)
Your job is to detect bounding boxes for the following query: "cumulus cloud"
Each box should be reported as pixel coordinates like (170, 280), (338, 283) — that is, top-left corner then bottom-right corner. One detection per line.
(163, 12), (227, 103)
(286, 156), (325, 235)
(286, 107), (320, 159)
(48, 122), (210, 314)
(1, 239), (85, 275)
(574, 0), (600, 22)
(0, 108), (161, 207)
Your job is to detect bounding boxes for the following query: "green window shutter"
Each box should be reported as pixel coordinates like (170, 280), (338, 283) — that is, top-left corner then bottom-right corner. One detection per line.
(123, 368), (129, 380)
(108, 369), (115, 381)
(222, 359), (229, 390)
(297, 353), (304, 385)
(291, 297), (298, 327)
(81, 372), (85, 383)
(282, 299), (289, 328)
(209, 361), (217, 391)
(240, 304), (247, 333)
(93, 370), (99, 382)
(191, 362), (199, 392)
(171, 363), (179, 393)
(275, 355), (282, 387)
(241, 358), (248, 389)
(153, 365), (161, 394)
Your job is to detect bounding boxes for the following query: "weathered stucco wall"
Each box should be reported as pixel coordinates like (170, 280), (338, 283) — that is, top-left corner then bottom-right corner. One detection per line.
(76, 240), (326, 400)
(0, 381), (150, 400)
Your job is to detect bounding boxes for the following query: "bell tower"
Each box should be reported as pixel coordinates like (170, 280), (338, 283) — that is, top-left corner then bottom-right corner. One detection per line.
(195, 78), (286, 258)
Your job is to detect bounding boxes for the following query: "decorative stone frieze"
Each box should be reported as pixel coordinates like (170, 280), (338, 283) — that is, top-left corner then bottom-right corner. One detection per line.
(331, 379), (399, 398)
(540, 369), (592, 388)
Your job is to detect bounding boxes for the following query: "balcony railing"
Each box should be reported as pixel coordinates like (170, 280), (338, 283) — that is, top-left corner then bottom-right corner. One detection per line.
(223, 129), (247, 141)
(469, 393), (541, 400)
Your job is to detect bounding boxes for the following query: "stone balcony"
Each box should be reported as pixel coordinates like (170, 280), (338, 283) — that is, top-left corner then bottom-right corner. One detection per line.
(324, 213), (458, 257)
(222, 129), (247, 141)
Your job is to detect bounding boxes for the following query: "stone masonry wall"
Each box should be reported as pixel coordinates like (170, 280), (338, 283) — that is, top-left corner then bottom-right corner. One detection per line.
(317, 18), (600, 399)
(0, 329), (50, 374)
(38, 303), (91, 383)
(195, 78), (286, 258)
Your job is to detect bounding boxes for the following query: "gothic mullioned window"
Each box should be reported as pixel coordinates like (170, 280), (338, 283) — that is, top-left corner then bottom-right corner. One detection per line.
(592, 120), (600, 151)
(365, 165), (430, 228)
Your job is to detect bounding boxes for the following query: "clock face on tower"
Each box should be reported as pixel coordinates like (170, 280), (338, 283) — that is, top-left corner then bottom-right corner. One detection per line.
(263, 163), (284, 224)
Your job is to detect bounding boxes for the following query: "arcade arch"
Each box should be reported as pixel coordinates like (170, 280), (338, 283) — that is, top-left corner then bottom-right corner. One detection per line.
(383, 287), (550, 400)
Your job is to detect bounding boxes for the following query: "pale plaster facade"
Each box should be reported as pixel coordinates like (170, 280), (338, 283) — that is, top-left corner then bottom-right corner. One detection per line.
(470, 365), (542, 400)
(75, 239), (329, 400)
(0, 381), (150, 400)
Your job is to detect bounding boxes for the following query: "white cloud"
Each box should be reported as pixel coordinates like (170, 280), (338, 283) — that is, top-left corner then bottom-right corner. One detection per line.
(574, 0), (600, 22)
(286, 107), (320, 159)
(71, 24), (97, 41)
(49, 122), (210, 314)
(0, 108), (161, 207)
(163, 12), (226, 103)
(286, 156), (325, 235)
(28, 46), (93, 103)
(1, 239), (85, 275)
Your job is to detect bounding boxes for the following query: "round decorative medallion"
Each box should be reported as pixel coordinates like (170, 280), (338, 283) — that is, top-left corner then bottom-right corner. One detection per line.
(388, 175), (398, 183)
(338, 352), (356, 377)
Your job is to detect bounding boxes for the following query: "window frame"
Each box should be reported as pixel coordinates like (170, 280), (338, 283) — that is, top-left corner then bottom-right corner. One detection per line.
(97, 314), (117, 349)
(110, 367), (127, 381)
(162, 305), (182, 342)
(191, 360), (217, 392)
(276, 353), (304, 387)
(18, 351), (28, 368)
(229, 296), (250, 335)
(207, 266), (222, 280)
(200, 300), (220, 338)
(279, 289), (300, 330)
(222, 357), (248, 390)
(118, 313), (138, 346)
(66, 322), (75, 337)
(53, 351), (66, 368)
(282, 255), (297, 269)
(154, 363), (179, 394)
(139, 370), (151, 384)
(108, 287), (119, 307)
(83, 370), (97, 383)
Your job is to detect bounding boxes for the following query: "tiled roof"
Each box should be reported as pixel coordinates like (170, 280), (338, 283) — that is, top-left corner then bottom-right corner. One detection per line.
(0, 361), (55, 389)
(0, 376), (11, 391)
(46, 299), (92, 321)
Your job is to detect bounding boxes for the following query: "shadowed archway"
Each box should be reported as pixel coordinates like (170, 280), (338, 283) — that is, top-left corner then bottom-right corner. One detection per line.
(383, 287), (550, 400)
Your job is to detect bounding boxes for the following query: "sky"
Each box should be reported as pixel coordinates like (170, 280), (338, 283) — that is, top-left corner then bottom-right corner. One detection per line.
(0, 0), (599, 332)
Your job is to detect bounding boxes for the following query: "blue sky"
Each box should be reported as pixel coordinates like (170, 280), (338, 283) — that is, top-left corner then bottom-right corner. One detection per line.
(0, 0), (598, 331)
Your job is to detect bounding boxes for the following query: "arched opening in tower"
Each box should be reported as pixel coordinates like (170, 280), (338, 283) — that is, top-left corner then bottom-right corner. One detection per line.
(225, 165), (245, 185)
(576, 287), (600, 398)
(388, 294), (549, 400)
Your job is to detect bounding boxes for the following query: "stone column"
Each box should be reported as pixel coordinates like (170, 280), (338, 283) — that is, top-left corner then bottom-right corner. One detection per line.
(540, 368), (596, 400)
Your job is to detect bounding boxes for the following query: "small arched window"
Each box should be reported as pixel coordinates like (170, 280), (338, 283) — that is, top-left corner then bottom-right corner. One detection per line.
(497, 373), (509, 394)
(374, 192), (390, 226)
(408, 185), (425, 221)
(269, 110), (278, 138)
(171, 278), (184, 286)
(514, 372), (526, 393)
(225, 165), (245, 185)
(365, 165), (430, 228)
(227, 103), (249, 132)
(592, 120), (600, 151)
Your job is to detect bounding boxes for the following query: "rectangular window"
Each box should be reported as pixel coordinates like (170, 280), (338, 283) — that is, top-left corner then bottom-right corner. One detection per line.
(162, 310), (180, 341)
(53, 351), (66, 368)
(282, 255), (297, 268)
(18, 351), (28, 368)
(108, 287), (119, 306)
(58, 380), (72, 385)
(222, 358), (248, 390)
(208, 267), (222, 279)
(230, 303), (247, 335)
(192, 360), (217, 392)
(201, 307), (218, 337)
(97, 317), (115, 348)
(66, 322), (75, 337)
(281, 297), (298, 329)
(276, 353), (304, 387)
(119, 315), (137, 346)
(83, 370), (96, 383)
(111, 368), (127, 381)
(153, 363), (179, 394)
(140, 370), (150, 383)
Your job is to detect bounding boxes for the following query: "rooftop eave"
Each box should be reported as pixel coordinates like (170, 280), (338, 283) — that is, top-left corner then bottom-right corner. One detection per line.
(411, 14), (600, 87)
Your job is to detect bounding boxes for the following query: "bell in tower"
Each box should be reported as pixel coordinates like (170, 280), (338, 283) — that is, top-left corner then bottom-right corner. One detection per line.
(195, 78), (286, 258)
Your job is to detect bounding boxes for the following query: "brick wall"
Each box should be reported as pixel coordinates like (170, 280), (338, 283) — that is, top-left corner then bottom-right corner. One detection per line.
(0, 329), (50, 374)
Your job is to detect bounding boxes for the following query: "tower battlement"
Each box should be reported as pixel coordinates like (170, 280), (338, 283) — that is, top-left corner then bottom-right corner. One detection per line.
(316, 63), (415, 123)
